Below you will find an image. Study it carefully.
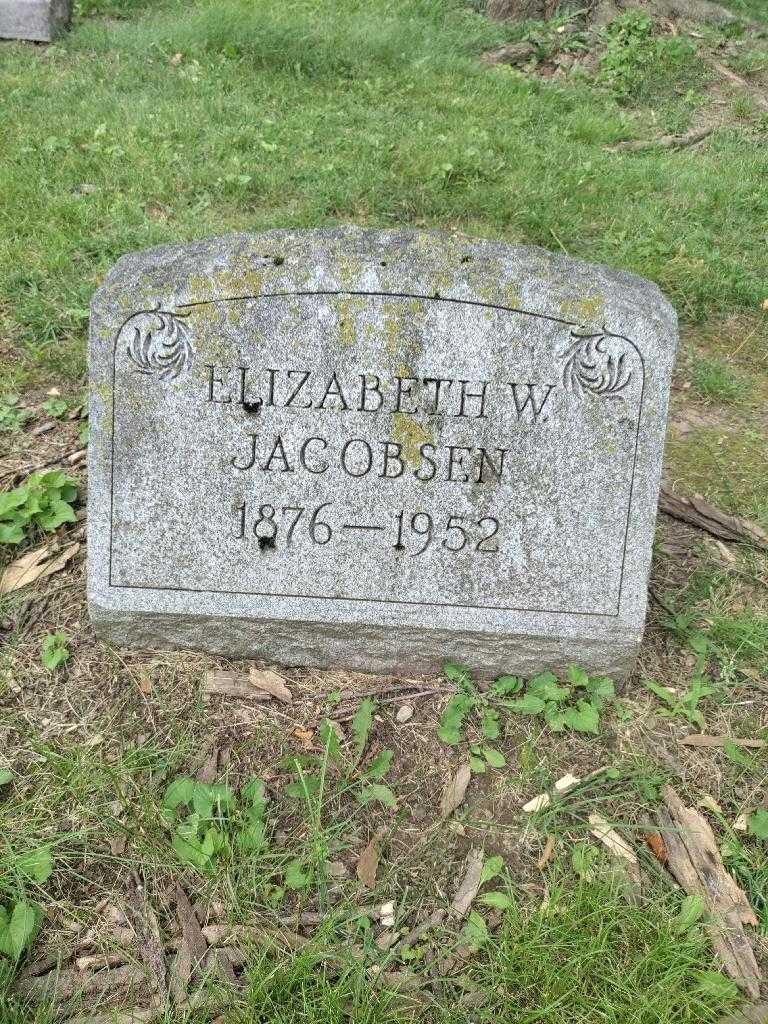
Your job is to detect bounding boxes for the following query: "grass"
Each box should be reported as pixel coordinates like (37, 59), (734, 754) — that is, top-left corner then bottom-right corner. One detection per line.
(1, 0), (768, 389)
(690, 356), (750, 404)
(468, 874), (740, 1023)
(1, 0), (768, 1018)
(666, 428), (768, 527)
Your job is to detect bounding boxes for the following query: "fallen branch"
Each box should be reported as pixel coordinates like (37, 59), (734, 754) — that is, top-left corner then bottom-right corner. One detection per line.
(659, 786), (761, 1000)
(450, 848), (484, 919)
(170, 885), (208, 1005)
(679, 734), (766, 750)
(125, 873), (168, 1009)
(480, 41), (536, 66)
(658, 487), (768, 550)
(15, 964), (146, 1004)
(398, 909), (445, 950)
(607, 127), (712, 153)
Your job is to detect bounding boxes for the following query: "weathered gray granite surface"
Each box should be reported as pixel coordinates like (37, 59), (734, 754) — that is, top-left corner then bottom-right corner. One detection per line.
(88, 228), (678, 679)
(0, 0), (70, 41)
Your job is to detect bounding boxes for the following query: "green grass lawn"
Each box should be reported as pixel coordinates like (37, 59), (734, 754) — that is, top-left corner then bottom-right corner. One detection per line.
(1, 0), (767, 390)
(1, 1), (767, 1021)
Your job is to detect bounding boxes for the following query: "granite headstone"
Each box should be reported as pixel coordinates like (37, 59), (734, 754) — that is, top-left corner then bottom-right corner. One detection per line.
(0, 0), (70, 41)
(88, 228), (677, 678)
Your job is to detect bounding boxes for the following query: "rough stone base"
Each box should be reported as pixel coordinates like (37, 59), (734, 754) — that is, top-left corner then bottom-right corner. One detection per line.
(91, 604), (642, 682)
(0, 0), (71, 41)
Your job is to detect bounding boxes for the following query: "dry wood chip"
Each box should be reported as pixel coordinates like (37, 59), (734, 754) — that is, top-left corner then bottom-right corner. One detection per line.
(537, 834), (556, 870)
(659, 487), (768, 549)
(202, 670), (272, 700)
(680, 734), (766, 750)
(660, 785), (761, 1000)
(369, 965), (423, 994)
(125, 873), (168, 1008)
(357, 827), (387, 890)
(249, 666), (293, 702)
(699, 794), (724, 815)
(376, 929), (399, 951)
(440, 763), (472, 819)
(451, 848), (484, 919)
(645, 832), (668, 864)
(75, 952), (128, 972)
(523, 772), (581, 812)
(0, 541), (80, 594)
(589, 814), (642, 888)
(522, 793), (550, 813)
(170, 885), (208, 1004)
(588, 813), (639, 865)
(195, 745), (220, 784)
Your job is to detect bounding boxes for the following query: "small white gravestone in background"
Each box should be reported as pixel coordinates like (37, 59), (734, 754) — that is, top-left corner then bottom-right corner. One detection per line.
(88, 228), (677, 679)
(0, 0), (70, 41)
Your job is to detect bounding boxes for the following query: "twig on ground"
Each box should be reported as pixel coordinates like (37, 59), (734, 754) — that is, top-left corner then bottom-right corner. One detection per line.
(658, 487), (768, 549)
(14, 964), (146, 1004)
(679, 734), (766, 750)
(125, 872), (168, 1009)
(537, 834), (556, 870)
(450, 848), (484, 919)
(331, 688), (453, 722)
(397, 909), (446, 950)
(170, 885), (208, 1005)
(606, 127), (713, 153)
(659, 786), (761, 1000)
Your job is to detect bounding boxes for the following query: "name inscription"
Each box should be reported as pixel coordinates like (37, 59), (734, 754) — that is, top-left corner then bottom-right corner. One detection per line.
(109, 290), (643, 616)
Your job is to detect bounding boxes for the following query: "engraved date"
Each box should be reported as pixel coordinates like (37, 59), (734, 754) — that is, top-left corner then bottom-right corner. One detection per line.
(233, 501), (501, 555)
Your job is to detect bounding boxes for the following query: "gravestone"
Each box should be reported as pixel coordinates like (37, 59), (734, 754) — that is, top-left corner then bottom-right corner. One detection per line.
(0, 0), (71, 41)
(88, 228), (677, 679)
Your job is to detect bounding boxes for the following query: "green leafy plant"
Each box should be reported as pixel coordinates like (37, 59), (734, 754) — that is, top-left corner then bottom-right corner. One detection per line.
(645, 617), (719, 727)
(673, 894), (705, 935)
(0, 396), (32, 435)
(41, 633), (70, 671)
(286, 701), (397, 810)
(162, 775), (268, 871)
(748, 809), (768, 841)
(460, 854), (514, 948)
(437, 663), (506, 764)
(0, 902), (40, 961)
(597, 10), (697, 102)
(40, 396), (68, 419)
(0, 843), (54, 962)
(0, 471), (78, 545)
(439, 664), (614, 750)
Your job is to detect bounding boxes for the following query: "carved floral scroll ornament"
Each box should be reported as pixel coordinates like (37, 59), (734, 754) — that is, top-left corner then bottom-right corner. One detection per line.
(120, 307), (193, 381)
(560, 326), (634, 398)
